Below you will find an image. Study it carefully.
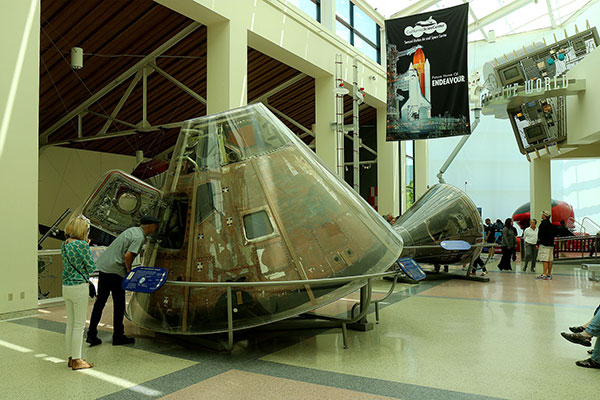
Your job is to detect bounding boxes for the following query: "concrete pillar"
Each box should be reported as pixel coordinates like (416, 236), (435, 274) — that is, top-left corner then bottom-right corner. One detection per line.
(414, 139), (429, 200)
(0, 0), (39, 316)
(530, 157), (552, 222)
(376, 106), (400, 216)
(206, 20), (247, 114)
(315, 75), (337, 172)
(320, 0), (335, 33)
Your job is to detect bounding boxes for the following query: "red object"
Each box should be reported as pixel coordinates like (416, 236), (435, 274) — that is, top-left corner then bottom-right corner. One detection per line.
(512, 200), (574, 230)
(412, 48), (426, 97)
(131, 159), (169, 180)
(368, 186), (378, 211)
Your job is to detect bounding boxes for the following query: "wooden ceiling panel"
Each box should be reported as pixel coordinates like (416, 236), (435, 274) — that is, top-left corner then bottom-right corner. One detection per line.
(40, 0), (375, 159)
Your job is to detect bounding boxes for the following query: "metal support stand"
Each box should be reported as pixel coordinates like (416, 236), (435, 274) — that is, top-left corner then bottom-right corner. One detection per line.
(423, 271), (490, 282)
(347, 285), (373, 331)
(162, 270), (405, 351)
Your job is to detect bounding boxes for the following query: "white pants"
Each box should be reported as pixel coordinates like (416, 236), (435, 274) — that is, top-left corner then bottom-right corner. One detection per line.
(62, 284), (89, 359)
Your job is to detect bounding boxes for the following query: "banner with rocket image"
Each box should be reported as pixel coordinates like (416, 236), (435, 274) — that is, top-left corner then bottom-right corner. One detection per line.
(385, 4), (470, 141)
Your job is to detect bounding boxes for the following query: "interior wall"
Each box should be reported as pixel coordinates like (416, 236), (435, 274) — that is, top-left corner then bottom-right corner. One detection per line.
(0, 0), (40, 316)
(38, 146), (137, 250)
(157, 0), (387, 102)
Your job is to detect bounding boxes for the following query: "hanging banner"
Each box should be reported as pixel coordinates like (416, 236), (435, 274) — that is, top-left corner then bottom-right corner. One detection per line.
(386, 4), (470, 141)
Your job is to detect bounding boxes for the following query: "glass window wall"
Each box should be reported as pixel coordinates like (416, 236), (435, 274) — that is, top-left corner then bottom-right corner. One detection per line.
(334, 0), (381, 63)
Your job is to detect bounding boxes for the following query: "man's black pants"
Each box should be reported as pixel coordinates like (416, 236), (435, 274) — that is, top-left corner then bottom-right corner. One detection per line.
(88, 271), (126, 338)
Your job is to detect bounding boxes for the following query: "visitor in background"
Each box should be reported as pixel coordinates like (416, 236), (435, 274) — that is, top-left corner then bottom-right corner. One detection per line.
(557, 220), (574, 237)
(61, 215), (96, 370)
(497, 218), (516, 271)
(536, 211), (556, 280)
(522, 219), (538, 273)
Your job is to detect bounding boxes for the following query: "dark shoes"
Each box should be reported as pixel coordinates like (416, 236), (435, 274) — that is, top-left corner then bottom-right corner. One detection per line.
(87, 333), (134, 346)
(561, 332), (592, 347)
(112, 335), (135, 346)
(569, 325), (586, 333)
(86, 335), (102, 347)
(575, 358), (600, 369)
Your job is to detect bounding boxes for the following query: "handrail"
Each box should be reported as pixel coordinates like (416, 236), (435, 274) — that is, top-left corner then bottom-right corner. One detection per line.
(553, 234), (600, 259)
(567, 216), (585, 234)
(554, 234), (600, 242)
(163, 269), (402, 289)
(162, 268), (404, 350)
(582, 217), (600, 235)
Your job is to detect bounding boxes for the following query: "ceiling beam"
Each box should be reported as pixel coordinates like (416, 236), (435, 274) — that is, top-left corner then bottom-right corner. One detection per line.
(462, 0), (488, 41)
(546, 0), (557, 28)
(264, 102), (314, 138)
(468, 0), (535, 33)
(562, 0), (600, 27)
(97, 71), (142, 136)
(390, 0), (441, 19)
(39, 21), (202, 145)
(85, 109), (139, 129)
(153, 64), (207, 105)
(43, 120), (187, 147)
(250, 73), (307, 104)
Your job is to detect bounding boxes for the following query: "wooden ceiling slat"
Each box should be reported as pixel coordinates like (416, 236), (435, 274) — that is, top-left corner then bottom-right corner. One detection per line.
(39, 1), (382, 157)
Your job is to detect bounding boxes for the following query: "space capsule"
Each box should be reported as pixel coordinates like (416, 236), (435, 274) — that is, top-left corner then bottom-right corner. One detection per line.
(81, 104), (404, 334)
(393, 183), (483, 265)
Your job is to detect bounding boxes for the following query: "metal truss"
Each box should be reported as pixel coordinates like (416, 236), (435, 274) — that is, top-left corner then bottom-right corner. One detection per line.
(41, 22), (202, 147)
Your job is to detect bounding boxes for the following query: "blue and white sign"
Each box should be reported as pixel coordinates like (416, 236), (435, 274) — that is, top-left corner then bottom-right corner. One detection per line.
(122, 266), (168, 293)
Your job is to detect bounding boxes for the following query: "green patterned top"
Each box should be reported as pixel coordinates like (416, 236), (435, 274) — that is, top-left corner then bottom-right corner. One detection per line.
(61, 240), (97, 286)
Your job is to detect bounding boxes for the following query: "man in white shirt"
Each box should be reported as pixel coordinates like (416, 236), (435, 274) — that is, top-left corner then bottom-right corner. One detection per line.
(522, 218), (538, 272)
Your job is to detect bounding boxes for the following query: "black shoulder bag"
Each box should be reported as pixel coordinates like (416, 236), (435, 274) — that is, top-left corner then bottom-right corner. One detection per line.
(66, 257), (96, 298)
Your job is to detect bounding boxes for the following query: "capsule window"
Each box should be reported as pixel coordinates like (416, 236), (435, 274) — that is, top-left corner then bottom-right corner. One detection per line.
(243, 210), (274, 240)
(196, 183), (215, 223)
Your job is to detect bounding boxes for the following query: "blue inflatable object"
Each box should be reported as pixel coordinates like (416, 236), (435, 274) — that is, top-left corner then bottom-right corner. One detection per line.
(396, 257), (426, 281)
(547, 58), (555, 65)
(122, 266), (168, 293)
(558, 53), (565, 61)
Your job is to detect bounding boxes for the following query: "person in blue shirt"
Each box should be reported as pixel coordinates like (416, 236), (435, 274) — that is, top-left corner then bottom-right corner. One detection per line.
(86, 215), (159, 346)
(61, 215), (96, 370)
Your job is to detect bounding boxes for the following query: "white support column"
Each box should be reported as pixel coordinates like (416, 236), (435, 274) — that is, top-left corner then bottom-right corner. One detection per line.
(414, 139), (429, 200)
(0, 0), (39, 316)
(320, 0), (335, 33)
(530, 157), (552, 223)
(206, 20), (247, 114)
(376, 106), (400, 216)
(400, 141), (407, 213)
(315, 75), (337, 172)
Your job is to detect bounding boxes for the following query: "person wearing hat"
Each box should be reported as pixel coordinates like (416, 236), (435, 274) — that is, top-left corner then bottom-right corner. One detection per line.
(536, 210), (556, 280)
(86, 215), (159, 346)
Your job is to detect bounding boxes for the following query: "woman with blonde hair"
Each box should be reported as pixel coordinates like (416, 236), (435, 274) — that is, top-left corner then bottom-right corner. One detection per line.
(61, 215), (96, 370)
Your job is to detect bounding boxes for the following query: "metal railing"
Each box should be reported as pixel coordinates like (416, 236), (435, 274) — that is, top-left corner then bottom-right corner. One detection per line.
(162, 269), (404, 349)
(582, 217), (600, 235)
(553, 235), (600, 259)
